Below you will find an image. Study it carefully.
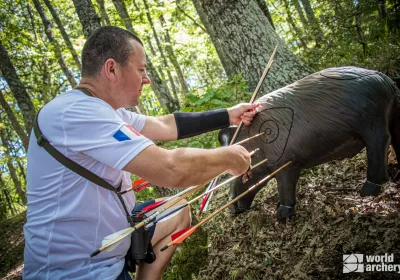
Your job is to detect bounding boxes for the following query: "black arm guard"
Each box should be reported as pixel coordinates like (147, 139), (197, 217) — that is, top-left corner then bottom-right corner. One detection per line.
(173, 109), (230, 139)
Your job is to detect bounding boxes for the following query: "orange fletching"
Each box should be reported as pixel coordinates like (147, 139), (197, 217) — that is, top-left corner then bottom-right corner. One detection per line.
(173, 226), (197, 245)
(132, 178), (147, 187)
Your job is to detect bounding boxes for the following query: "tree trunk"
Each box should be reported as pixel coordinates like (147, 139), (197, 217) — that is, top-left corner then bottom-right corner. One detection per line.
(72, 0), (102, 39)
(33, 0), (78, 88)
(26, 4), (39, 43)
(282, 0), (308, 50)
(299, 0), (324, 45)
(191, 0), (312, 93)
(3, 189), (15, 216)
(42, 0), (82, 70)
(0, 115), (26, 204)
(176, 3), (206, 32)
(255, 0), (275, 29)
(0, 39), (36, 133)
(354, 3), (367, 55)
(292, 0), (308, 28)
(159, 13), (189, 94)
(96, 0), (111, 26)
(112, 0), (179, 112)
(0, 90), (29, 151)
(142, 0), (180, 105)
(378, 0), (387, 19)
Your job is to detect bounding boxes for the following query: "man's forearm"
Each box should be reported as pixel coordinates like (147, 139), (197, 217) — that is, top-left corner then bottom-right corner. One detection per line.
(123, 145), (250, 188)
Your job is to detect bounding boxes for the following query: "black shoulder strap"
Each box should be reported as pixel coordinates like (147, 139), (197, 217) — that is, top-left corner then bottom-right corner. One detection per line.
(33, 109), (118, 193)
(34, 97), (134, 225)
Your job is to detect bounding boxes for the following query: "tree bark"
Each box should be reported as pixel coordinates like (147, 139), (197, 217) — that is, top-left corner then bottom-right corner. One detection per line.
(159, 13), (189, 94)
(72, 0), (102, 39)
(112, 0), (179, 112)
(0, 90), (29, 151)
(191, 0), (312, 93)
(96, 0), (111, 26)
(0, 39), (36, 133)
(33, 0), (78, 88)
(255, 0), (275, 30)
(42, 0), (82, 70)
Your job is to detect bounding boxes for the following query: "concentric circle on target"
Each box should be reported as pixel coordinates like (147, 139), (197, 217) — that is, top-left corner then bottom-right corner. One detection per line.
(259, 120), (279, 143)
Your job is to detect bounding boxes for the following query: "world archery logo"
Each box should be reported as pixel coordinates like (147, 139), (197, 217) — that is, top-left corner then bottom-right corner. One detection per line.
(343, 254), (364, 273)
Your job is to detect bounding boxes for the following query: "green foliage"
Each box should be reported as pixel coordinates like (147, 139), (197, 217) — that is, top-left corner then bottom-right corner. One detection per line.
(162, 214), (208, 280)
(272, 0), (400, 77)
(183, 73), (251, 112)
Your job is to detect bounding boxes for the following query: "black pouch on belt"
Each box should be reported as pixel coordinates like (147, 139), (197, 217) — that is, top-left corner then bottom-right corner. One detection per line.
(125, 212), (157, 273)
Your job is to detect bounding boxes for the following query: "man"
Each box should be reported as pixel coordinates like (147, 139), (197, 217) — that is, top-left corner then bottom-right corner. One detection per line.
(23, 26), (258, 280)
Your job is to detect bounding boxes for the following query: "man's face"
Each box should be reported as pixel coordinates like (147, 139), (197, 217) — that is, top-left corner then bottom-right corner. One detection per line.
(119, 40), (151, 108)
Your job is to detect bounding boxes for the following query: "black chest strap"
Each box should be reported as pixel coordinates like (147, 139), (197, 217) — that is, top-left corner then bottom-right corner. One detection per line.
(33, 96), (134, 225)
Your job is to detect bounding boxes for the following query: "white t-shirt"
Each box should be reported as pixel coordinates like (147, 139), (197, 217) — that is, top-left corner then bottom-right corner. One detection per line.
(23, 90), (154, 280)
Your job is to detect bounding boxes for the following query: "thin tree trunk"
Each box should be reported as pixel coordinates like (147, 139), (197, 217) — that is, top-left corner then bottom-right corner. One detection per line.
(0, 39), (36, 133)
(192, 0), (312, 93)
(33, 0), (78, 87)
(72, 0), (102, 39)
(3, 189), (15, 215)
(142, 0), (180, 105)
(112, 0), (179, 112)
(282, 0), (308, 50)
(0, 193), (7, 219)
(7, 139), (27, 186)
(26, 4), (39, 43)
(354, 3), (367, 55)
(96, 0), (111, 26)
(255, 0), (275, 29)
(292, 0), (308, 28)
(0, 90), (29, 151)
(0, 115), (26, 204)
(42, 0), (82, 70)
(159, 13), (189, 94)
(176, 3), (206, 32)
(378, 0), (387, 19)
(299, 0), (324, 45)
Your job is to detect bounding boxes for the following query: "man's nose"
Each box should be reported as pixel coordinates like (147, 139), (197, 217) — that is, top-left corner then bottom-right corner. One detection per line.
(142, 75), (151, 84)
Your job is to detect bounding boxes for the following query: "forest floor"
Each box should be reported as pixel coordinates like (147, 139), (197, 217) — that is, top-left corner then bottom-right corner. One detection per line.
(0, 212), (25, 280)
(1, 150), (400, 280)
(195, 150), (400, 280)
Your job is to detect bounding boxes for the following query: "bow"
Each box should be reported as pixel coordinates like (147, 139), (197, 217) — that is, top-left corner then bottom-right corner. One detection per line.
(199, 44), (279, 215)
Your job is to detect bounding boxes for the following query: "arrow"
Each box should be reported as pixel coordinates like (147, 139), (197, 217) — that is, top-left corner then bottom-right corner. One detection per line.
(90, 144), (259, 257)
(199, 44), (279, 214)
(119, 178), (151, 195)
(90, 227), (135, 257)
(160, 160), (291, 251)
(147, 158), (269, 231)
(138, 133), (265, 216)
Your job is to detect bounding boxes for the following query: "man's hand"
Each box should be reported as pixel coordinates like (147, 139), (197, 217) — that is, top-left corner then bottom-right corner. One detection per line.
(227, 103), (260, 126)
(226, 145), (251, 176)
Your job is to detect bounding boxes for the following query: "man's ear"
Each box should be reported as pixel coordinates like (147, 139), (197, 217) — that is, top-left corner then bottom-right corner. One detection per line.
(104, 59), (118, 83)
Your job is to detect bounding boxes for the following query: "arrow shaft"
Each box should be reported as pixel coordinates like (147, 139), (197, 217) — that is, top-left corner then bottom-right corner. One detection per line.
(229, 44), (279, 145)
(161, 160), (292, 251)
(195, 160), (292, 228)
